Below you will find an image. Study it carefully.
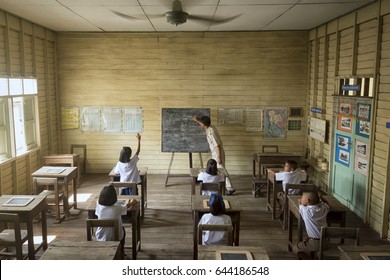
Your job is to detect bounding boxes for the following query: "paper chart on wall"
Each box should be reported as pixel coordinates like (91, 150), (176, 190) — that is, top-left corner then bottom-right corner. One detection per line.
(245, 108), (263, 131)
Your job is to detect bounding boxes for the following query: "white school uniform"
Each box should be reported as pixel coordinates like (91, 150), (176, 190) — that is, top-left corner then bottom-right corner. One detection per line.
(197, 172), (224, 196)
(114, 154), (141, 193)
(275, 169), (307, 194)
(199, 213), (232, 245)
(95, 203), (127, 241)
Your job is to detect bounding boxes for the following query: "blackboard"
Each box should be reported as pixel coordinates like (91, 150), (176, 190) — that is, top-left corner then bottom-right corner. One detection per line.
(162, 108), (210, 153)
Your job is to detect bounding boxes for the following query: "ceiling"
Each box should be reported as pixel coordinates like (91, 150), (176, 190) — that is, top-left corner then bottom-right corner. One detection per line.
(0, 0), (375, 32)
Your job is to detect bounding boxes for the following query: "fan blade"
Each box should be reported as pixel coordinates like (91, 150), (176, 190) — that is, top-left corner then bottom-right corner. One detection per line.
(188, 14), (242, 25)
(111, 10), (142, 21)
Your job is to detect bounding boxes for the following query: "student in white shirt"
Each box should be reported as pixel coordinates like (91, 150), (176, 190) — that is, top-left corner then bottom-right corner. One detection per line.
(114, 133), (141, 195)
(198, 193), (232, 245)
(197, 159), (224, 196)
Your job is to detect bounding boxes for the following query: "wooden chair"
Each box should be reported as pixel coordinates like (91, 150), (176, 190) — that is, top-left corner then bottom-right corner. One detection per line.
(110, 182), (138, 196)
(318, 226), (360, 260)
(199, 182), (224, 196)
(0, 213), (28, 260)
(197, 224), (233, 246)
(71, 144), (87, 175)
(279, 183), (318, 230)
(33, 177), (68, 223)
(86, 218), (124, 259)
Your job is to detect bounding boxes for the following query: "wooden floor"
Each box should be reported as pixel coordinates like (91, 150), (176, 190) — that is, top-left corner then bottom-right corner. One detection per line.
(35, 173), (390, 260)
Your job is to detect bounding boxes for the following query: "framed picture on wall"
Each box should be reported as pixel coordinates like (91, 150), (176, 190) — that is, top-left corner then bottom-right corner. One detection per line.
(338, 102), (353, 116)
(357, 103), (370, 121)
(336, 149), (350, 167)
(337, 134), (350, 150)
(355, 140), (368, 157)
(355, 156), (368, 175)
(356, 120), (370, 138)
(337, 116), (352, 133)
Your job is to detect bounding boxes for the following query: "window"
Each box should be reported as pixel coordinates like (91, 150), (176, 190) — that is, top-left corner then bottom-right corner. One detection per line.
(0, 77), (38, 161)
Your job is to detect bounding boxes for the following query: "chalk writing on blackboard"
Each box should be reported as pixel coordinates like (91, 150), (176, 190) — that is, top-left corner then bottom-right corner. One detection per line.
(161, 108), (210, 153)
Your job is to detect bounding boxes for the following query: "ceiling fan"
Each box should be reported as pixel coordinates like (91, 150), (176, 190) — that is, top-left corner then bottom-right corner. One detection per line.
(112, 0), (241, 26)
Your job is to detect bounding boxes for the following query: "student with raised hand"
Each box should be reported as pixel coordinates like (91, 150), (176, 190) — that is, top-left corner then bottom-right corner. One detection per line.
(198, 193), (232, 245)
(193, 115), (236, 195)
(114, 133), (141, 195)
(197, 159), (225, 196)
(293, 191), (329, 259)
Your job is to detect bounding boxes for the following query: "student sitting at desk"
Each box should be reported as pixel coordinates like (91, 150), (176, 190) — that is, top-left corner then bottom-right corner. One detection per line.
(199, 193), (232, 245)
(114, 133), (141, 195)
(95, 185), (136, 245)
(292, 191), (329, 259)
(197, 159), (224, 196)
(275, 160), (307, 216)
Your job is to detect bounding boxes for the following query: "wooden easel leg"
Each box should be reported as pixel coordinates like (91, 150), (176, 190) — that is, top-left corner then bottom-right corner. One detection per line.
(165, 152), (175, 187)
(198, 153), (203, 168)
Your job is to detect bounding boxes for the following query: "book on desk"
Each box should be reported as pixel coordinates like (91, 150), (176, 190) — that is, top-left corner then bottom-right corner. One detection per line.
(3, 197), (34, 207)
(216, 250), (253, 260)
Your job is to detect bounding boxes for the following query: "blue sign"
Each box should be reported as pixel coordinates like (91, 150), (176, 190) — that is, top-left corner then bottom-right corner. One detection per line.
(310, 107), (324, 114)
(342, 84), (361, 91)
(386, 122), (390, 129)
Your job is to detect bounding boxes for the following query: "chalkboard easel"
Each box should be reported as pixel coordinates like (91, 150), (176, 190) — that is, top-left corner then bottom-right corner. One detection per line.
(165, 152), (204, 187)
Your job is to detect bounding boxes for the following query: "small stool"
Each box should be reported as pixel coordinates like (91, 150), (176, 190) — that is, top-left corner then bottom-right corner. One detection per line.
(251, 177), (267, 197)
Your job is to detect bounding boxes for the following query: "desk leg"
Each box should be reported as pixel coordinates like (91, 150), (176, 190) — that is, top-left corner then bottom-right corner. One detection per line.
(252, 158), (256, 178)
(272, 180), (277, 220)
(193, 211), (199, 260)
(298, 216), (303, 243)
(132, 212), (137, 260)
(235, 213), (240, 246)
(140, 180), (145, 219)
(192, 178), (196, 195)
(288, 209), (293, 251)
(41, 209), (48, 251)
(26, 217), (35, 260)
(266, 178), (271, 211)
(72, 177), (77, 209)
(137, 210), (141, 251)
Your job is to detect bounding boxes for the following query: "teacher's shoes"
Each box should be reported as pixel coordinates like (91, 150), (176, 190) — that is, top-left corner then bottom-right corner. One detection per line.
(226, 190), (236, 196)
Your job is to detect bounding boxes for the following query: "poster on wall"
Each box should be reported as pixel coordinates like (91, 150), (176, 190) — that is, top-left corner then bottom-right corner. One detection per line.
(264, 108), (287, 138)
(244, 108), (263, 131)
(309, 117), (326, 142)
(335, 133), (351, 167)
(338, 102), (353, 116)
(354, 140), (369, 176)
(357, 103), (371, 121)
(337, 116), (352, 133)
(356, 120), (370, 138)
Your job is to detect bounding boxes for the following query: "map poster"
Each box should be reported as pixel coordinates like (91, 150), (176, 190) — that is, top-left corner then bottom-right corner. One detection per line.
(264, 108), (287, 138)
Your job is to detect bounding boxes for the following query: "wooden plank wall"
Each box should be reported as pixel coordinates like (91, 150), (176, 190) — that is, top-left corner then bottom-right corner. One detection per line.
(0, 10), (59, 195)
(57, 31), (309, 175)
(308, 0), (390, 238)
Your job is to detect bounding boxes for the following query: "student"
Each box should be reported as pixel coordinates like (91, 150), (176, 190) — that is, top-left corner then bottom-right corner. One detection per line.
(197, 159), (224, 196)
(199, 193), (232, 245)
(114, 133), (141, 195)
(275, 160), (308, 218)
(95, 184), (136, 244)
(293, 191), (329, 259)
(193, 115), (236, 195)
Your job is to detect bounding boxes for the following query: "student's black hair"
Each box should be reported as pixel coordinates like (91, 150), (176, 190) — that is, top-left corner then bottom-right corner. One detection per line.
(304, 191), (320, 205)
(199, 116), (211, 127)
(209, 193), (225, 216)
(286, 160), (298, 170)
(206, 159), (218, 176)
(119, 146), (132, 163)
(98, 184), (118, 206)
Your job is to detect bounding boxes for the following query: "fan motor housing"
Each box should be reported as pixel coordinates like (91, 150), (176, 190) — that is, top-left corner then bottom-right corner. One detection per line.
(165, 11), (188, 26)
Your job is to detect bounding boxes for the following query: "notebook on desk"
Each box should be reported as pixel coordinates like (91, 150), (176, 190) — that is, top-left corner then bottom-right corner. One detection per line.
(3, 197), (34, 207)
(216, 250), (253, 260)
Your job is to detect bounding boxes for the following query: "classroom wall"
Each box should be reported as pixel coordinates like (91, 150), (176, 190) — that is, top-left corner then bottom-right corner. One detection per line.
(0, 10), (59, 195)
(57, 31), (309, 175)
(307, 0), (390, 238)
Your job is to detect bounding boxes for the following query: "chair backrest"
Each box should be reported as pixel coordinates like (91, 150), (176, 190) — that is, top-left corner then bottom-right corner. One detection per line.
(86, 218), (120, 241)
(71, 144), (87, 174)
(0, 213), (26, 260)
(198, 223), (233, 246)
(109, 182), (138, 195)
(319, 226), (360, 259)
(199, 182), (223, 196)
(33, 177), (60, 195)
(262, 145), (279, 153)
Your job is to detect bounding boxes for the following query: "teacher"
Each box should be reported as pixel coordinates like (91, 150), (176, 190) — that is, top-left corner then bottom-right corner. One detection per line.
(193, 115), (236, 195)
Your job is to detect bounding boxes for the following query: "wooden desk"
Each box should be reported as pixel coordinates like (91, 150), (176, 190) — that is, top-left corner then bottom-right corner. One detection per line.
(338, 245), (390, 260)
(191, 195), (241, 260)
(287, 195), (348, 251)
(252, 152), (302, 179)
(266, 168), (284, 220)
(86, 195), (141, 260)
(198, 245), (270, 260)
(108, 167), (148, 219)
(32, 166), (78, 211)
(40, 240), (121, 260)
(42, 154), (80, 185)
(0, 195), (47, 260)
(190, 167), (227, 196)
